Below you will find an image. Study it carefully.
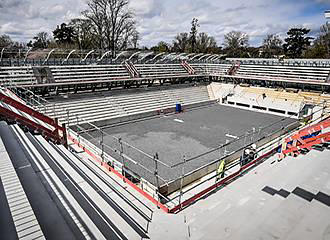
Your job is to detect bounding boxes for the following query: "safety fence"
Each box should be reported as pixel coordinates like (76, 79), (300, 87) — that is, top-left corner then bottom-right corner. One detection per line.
(64, 99), (329, 212)
(0, 57), (226, 67)
(168, 110), (330, 212)
(4, 83), (330, 213)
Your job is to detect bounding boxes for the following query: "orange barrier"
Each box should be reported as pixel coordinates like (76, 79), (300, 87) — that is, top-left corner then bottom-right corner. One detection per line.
(0, 91), (67, 145)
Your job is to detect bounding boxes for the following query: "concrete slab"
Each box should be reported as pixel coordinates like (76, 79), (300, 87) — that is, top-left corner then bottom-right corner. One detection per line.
(160, 150), (330, 240)
(82, 104), (296, 185)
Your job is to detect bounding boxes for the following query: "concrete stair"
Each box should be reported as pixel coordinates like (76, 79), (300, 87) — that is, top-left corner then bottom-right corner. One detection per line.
(43, 86), (211, 125)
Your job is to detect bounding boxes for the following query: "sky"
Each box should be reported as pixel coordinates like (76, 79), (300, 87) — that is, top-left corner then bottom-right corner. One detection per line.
(1, 0), (330, 47)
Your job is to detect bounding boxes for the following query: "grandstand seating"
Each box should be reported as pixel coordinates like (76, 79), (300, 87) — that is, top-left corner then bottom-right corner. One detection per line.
(191, 63), (232, 75)
(0, 66), (37, 85)
(49, 64), (131, 83)
(234, 65), (330, 83)
(226, 58), (330, 67)
(0, 127), (45, 239)
(207, 83), (306, 117)
(135, 64), (190, 78)
(1, 62), (330, 92)
(0, 120), (152, 239)
(42, 86), (211, 125)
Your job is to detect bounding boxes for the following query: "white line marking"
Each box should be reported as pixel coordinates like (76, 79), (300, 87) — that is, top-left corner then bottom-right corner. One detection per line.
(226, 134), (239, 139)
(18, 164), (31, 170)
(174, 119), (184, 123)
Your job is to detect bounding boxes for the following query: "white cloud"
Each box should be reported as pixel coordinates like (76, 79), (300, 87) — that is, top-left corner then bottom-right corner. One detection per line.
(0, 0), (329, 46)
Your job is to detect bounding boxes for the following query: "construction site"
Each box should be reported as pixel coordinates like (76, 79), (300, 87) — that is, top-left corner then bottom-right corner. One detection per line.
(0, 50), (329, 239)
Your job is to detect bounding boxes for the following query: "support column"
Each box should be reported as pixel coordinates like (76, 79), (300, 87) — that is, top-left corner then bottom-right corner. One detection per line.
(179, 155), (186, 210)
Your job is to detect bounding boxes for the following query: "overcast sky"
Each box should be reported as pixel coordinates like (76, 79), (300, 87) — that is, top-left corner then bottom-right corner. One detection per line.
(1, 0), (330, 47)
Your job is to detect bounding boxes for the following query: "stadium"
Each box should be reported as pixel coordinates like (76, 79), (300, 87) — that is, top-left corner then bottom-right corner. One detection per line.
(1, 2), (330, 240)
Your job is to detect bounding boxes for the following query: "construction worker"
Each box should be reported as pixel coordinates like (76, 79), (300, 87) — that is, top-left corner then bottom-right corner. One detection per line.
(240, 149), (250, 166)
(216, 159), (226, 181)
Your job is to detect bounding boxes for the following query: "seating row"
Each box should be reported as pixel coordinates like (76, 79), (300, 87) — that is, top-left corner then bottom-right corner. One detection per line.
(43, 86), (211, 125)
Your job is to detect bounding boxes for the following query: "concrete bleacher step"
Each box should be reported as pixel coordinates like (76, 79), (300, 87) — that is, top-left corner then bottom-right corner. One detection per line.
(61, 144), (153, 228)
(123, 102), (175, 114)
(44, 86), (211, 126)
(116, 94), (173, 104)
(113, 92), (170, 101)
(105, 96), (128, 116)
(13, 127), (103, 240)
(53, 107), (119, 120)
(38, 137), (145, 240)
(0, 132), (45, 240)
(43, 99), (110, 111)
(57, 112), (121, 125)
(43, 101), (113, 114)
(52, 73), (130, 79)
(120, 100), (174, 111)
(54, 76), (130, 83)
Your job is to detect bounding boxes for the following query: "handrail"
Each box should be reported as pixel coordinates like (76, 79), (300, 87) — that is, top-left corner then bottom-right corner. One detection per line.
(62, 50), (76, 65)
(0, 105), (61, 142)
(0, 91), (63, 131)
(43, 49), (56, 65)
(81, 50), (94, 63)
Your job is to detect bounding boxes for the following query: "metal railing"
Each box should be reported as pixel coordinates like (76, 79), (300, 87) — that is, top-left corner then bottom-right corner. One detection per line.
(3, 81), (330, 208)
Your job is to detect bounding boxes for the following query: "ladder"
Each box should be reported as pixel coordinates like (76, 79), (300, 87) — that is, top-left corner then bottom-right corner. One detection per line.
(181, 61), (196, 75)
(227, 61), (241, 75)
(123, 60), (140, 78)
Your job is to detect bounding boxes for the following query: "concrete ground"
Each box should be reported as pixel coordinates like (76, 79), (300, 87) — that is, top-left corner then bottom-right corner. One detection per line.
(148, 149), (330, 240)
(83, 104), (296, 185)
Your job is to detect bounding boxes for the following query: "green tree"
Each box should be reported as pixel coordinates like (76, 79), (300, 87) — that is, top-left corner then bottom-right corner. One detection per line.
(190, 18), (199, 53)
(151, 41), (170, 52)
(262, 34), (283, 58)
(246, 46), (260, 58)
(53, 23), (75, 46)
(283, 28), (313, 58)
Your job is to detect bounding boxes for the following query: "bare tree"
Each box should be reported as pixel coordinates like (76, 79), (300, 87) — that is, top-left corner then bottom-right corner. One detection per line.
(320, 23), (330, 58)
(223, 31), (249, 57)
(196, 32), (217, 53)
(83, 0), (107, 49)
(69, 18), (95, 49)
(130, 30), (140, 49)
(262, 34), (283, 58)
(172, 32), (190, 52)
(0, 34), (13, 48)
(84, 0), (137, 56)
